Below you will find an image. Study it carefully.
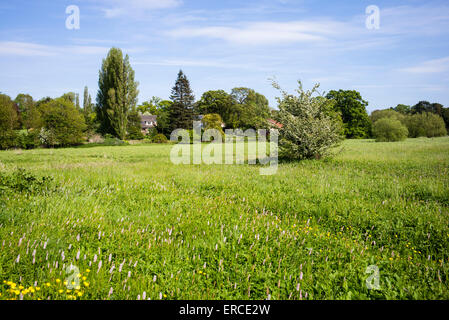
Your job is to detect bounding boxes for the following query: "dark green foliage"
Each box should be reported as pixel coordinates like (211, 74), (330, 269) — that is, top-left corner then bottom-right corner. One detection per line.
(372, 118), (408, 142)
(96, 48), (139, 139)
(230, 87), (271, 130)
(0, 168), (53, 194)
(195, 88), (271, 130)
(169, 70), (195, 130)
(0, 94), (19, 149)
(195, 90), (237, 128)
(39, 98), (86, 147)
(127, 109), (144, 140)
(154, 100), (172, 136)
(326, 90), (371, 138)
(411, 101), (445, 117)
(393, 104), (411, 114)
(14, 93), (36, 129)
(443, 108), (449, 131)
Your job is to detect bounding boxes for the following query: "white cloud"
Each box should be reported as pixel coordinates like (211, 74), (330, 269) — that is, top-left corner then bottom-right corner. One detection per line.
(97, 0), (182, 18)
(400, 57), (449, 74)
(0, 42), (57, 56)
(0, 41), (110, 57)
(167, 20), (352, 45)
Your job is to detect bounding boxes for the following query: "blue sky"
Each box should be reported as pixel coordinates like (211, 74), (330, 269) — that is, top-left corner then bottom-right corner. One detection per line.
(1, 0), (448, 113)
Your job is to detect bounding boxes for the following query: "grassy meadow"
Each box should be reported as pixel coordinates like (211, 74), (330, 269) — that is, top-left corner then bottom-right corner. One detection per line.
(0, 137), (448, 300)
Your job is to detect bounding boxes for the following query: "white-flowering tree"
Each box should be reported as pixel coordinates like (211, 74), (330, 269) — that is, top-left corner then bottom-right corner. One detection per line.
(273, 80), (343, 160)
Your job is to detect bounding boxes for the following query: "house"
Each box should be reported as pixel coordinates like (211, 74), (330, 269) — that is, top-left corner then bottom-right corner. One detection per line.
(141, 114), (157, 134)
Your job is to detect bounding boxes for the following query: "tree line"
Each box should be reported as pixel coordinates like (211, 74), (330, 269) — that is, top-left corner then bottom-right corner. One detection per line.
(370, 102), (449, 142)
(1, 47), (448, 153)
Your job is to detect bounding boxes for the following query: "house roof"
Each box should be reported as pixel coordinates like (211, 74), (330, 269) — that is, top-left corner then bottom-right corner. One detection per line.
(141, 115), (157, 122)
(267, 118), (283, 129)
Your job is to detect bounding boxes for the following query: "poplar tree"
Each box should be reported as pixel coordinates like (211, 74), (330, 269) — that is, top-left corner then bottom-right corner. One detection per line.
(83, 86), (92, 114)
(96, 48), (139, 139)
(169, 70), (195, 130)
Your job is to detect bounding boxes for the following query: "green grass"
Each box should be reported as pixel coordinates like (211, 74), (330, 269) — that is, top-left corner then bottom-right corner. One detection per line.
(0, 137), (448, 300)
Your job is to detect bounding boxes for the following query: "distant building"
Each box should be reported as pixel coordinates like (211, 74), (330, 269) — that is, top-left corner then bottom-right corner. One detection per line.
(141, 114), (157, 134)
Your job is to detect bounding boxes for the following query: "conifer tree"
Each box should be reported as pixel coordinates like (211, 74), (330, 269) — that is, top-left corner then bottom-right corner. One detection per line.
(169, 70), (195, 130)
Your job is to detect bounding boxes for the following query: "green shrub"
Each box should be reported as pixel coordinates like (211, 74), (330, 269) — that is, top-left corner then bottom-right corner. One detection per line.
(103, 134), (128, 146)
(370, 109), (405, 124)
(0, 168), (53, 194)
(152, 133), (168, 144)
(146, 128), (158, 141)
(404, 112), (447, 138)
(273, 81), (343, 160)
(372, 118), (408, 142)
(16, 130), (40, 149)
(127, 128), (144, 140)
(39, 98), (87, 147)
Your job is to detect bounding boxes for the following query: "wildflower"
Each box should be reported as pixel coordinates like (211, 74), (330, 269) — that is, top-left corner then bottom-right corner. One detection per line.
(56, 279), (61, 284)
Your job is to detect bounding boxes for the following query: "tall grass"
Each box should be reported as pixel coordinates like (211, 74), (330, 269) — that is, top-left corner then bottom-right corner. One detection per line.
(0, 137), (448, 300)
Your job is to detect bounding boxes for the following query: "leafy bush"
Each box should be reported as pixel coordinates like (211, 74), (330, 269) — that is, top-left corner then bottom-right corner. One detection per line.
(372, 118), (408, 142)
(404, 112), (447, 138)
(370, 109), (405, 124)
(273, 81), (343, 160)
(103, 134), (128, 146)
(0, 168), (53, 194)
(16, 130), (40, 149)
(39, 98), (87, 147)
(146, 128), (158, 141)
(127, 110), (144, 140)
(127, 128), (144, 140)
(152, 133), (168, 144)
